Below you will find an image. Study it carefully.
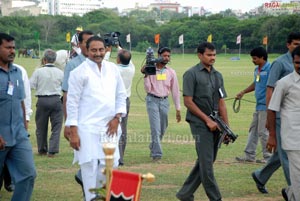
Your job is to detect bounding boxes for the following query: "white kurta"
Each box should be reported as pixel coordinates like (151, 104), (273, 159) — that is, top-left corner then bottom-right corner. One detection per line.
(65, 58), (127, 166)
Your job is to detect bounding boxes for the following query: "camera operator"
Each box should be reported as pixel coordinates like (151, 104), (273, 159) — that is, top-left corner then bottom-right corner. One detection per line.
(141, 47), (181, 163)
(104, 43), (135, 167)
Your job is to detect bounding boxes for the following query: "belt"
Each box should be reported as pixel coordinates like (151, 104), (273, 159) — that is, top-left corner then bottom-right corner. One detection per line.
(37, 95), (60, 98)
(147, 93), (168, 99)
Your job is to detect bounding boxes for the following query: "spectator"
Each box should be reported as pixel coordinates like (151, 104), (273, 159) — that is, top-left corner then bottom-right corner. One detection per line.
(30, 49), (64, 157)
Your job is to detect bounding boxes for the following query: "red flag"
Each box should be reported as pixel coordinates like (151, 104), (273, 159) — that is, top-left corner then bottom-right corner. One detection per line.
(106, 170), (142, 201)
(155, 34), (160, 44)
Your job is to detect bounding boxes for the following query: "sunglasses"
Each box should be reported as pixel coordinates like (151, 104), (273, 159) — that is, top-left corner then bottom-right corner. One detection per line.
(294, 61), (300, 64)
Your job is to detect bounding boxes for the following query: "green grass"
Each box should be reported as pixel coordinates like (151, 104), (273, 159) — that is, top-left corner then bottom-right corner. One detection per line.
(0, 52), (285, 200)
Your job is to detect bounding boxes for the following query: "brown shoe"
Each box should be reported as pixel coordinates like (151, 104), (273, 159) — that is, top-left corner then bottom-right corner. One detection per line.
(152, 157), (161, 163)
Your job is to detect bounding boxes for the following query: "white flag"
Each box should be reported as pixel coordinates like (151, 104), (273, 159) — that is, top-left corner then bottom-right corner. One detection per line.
(126, 34), (131, 43)
(179, 34), (184, 45)
(236, 34), (241, 44)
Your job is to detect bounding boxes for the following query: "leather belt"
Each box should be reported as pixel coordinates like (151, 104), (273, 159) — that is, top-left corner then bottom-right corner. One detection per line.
(37, 95), (60, 98)
(147, 93), (168, 99)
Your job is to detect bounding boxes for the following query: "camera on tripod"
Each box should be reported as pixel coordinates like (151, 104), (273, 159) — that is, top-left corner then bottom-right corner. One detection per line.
(144, 47), (163, 75)
(104, 32), (120, 46)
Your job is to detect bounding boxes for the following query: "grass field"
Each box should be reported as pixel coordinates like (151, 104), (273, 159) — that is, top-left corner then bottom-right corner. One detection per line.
(0, 51), (286, 200)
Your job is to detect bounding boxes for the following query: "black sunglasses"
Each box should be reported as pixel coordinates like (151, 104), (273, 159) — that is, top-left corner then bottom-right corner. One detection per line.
(294, 61), (300, 64)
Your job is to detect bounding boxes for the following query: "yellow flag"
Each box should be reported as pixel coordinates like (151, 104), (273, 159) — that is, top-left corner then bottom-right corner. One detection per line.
(66, 32), (71, 43)
(263, 36), (268, 45)
(207, 34), (212, 43)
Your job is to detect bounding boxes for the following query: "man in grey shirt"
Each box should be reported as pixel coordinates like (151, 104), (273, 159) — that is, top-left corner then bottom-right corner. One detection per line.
(252, 32), (300, 194)
(30, 49), (63, 157)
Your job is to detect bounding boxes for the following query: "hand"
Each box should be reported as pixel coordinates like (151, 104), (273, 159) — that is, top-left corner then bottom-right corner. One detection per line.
(105, 46), (112, 52)
(64, 126), (71, 141)
(266, 133), (277, 153)
(106, 118), (119, 136)
(0, 136), (6, 150)
(25, 120), (29, 130)
(206, 119), (220, 132)
(176, 110), (181, 123)
(141, 65), (146, 74)
(235, 90), (245, 100)
(69, 126), (80, 151)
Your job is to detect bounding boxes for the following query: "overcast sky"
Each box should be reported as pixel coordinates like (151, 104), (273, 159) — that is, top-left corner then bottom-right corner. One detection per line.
(104, 0), (291, 13)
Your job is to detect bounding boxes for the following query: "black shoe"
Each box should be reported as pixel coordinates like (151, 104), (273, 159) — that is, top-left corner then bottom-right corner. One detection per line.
(75, 174), (83, 188)
(281, 188), (288, 201)
(176, 193), (194, 201)
(75, 172), (85, 199)
(251, 172), (268, 194)
(4, 184), (14, 192)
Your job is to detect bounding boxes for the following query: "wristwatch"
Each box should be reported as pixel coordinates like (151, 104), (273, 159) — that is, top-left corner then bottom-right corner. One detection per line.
(114, 116), (122, 123)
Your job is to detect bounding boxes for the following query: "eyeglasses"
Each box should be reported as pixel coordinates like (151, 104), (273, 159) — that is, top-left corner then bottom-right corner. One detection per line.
(294, 61), (300, 64)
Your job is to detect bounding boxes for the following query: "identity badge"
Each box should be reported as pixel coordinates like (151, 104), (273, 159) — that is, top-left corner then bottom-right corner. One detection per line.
(218, 88), (224, 98)
(256, 74), (260, 82)
(7, 81), (14, 95)
(156, 73), (167, 80)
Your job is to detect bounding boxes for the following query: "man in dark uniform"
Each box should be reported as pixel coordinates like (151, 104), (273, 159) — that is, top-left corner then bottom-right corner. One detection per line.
(176, 42), (229, 201)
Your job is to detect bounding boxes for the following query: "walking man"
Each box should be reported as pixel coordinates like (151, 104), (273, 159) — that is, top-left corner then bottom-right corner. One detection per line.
(30, 49), (64, 157)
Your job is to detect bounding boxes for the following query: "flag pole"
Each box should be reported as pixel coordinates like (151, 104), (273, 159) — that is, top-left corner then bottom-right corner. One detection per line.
(182, 42), (184, 59)
(238, 41), (241, 59)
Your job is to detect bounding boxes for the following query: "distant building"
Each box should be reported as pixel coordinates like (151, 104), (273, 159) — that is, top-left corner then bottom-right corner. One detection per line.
(1, 0), (104, 16)
(149, 2), (180, 12)
(263, 0), (300, 15)
(1, 0), (41, 16)
(47, 0), (104, 16)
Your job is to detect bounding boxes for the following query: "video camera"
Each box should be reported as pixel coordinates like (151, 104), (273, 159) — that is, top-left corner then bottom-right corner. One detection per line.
(104, 32), (120, 47)
(144, 47), (163, 75)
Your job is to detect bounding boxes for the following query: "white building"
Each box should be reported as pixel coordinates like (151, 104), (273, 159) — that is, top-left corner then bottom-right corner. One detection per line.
(45, 0), (104, 16)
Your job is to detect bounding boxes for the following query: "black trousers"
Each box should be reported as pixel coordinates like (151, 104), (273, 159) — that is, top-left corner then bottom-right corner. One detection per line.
(0, 164), (11, 190)
(177, 123), (222, 201)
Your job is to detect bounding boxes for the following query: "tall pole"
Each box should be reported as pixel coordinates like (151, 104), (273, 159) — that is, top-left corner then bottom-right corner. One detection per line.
(182, 43), (184, 59)
(238, 41), (241, 59)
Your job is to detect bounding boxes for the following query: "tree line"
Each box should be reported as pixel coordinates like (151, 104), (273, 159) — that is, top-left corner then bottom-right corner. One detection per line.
(0, 8), (299, 53)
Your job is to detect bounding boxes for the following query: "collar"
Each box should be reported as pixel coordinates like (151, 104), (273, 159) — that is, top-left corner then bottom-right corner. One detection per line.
(44, 63), (55, 67)
(292, 70), (300, 83)
(257, 61), (271, 71)
(0, 63), (18, 72)
(119, 64), (129, 68)
(198, 62), (216, 73)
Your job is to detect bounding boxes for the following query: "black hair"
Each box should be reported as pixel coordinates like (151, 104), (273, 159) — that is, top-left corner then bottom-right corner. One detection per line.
(287, 32), (300, 44)
(250, 46), (268, 61)
(0, 33), (14, 45)
(292, 45), (300, 59)
(197, 42), (215, 54)
(78, 30), (94, 43)
(118, 49), (131, 65)
(86, 36), (105, 49)
(158, 47), (171, 55)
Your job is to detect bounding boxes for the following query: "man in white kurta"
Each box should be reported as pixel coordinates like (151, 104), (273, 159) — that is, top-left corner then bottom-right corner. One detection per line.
(65, 36), (126, 201)
(267, 46), (300, 201)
